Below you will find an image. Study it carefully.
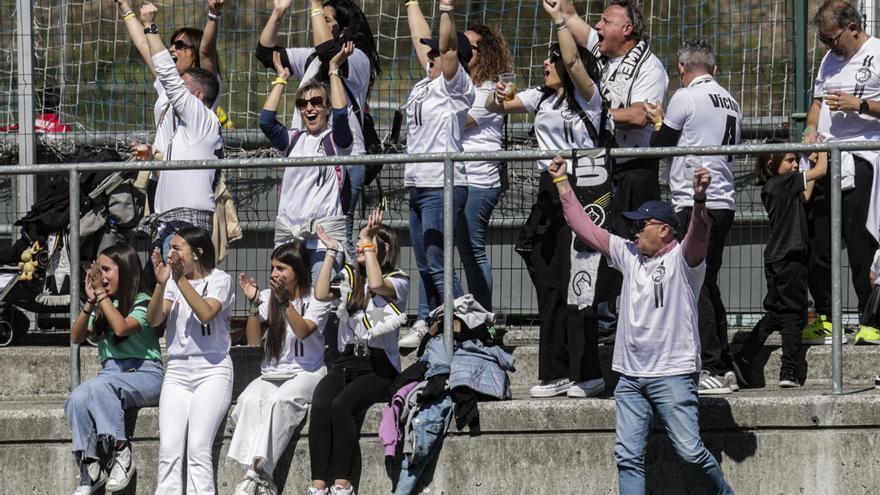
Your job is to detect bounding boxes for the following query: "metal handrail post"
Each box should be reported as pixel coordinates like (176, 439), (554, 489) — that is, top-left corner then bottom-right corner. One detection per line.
(69, 169), (81, 390)
(442, 156), (454, 362)
(830, 147), (843, 394)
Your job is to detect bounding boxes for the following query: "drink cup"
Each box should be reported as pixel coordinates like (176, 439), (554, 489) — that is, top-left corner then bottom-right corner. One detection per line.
(133, 143), (151, 160)
(683, 155), (701, 180)
(645, 98), (662, 130)
(825, 82), (841, 111)
(499, 72), (516, 101)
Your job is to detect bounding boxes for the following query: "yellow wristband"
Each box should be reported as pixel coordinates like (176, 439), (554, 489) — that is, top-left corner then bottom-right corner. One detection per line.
(122, 12), (136, 20)
(405, 0), (419, 6)
(310, 8), (323, 16)
(271, 76), (287, 86)
(552, 176), (568, 183)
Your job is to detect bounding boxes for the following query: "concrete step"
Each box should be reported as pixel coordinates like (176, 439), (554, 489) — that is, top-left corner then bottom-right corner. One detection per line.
(2, 387), (879, 494)
(3, 342), (879, 398)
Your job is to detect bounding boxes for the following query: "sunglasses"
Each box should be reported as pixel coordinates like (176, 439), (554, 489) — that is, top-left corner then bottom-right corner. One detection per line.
(295, 97), (325, 109)
(548, 51), (562, 63)
(818, 30), (844, 46)
(630, 219), (664, 234)
(172, 39), (194, 51)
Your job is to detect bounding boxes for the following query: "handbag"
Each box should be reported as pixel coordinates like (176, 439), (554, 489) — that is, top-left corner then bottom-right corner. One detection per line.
(860, 284), (880, 328)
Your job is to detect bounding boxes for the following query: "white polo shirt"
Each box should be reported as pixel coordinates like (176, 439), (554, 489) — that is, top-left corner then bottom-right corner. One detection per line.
(256, 289), (330, 374)
(815, 36), (880, 143)
(404, 64), (475, 187)
(518, 86), (602, 172)
(608, 236), (706, 377)
(286, 47), (370, 155)
(663, 74), (741, 211)
(163, 268), (235, 359)
(151, 50), (222, 214)
(462, 81), (504, 188)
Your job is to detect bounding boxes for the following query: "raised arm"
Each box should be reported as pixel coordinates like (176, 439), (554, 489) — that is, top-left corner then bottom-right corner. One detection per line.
(259, 52), (292, 151)
(362, 207), (397, 298)
(71, 265), (99, 344)
(309, 0), (334, 47)
(260, 0), (292, 48)
(545, 0), (595, 100)
(681, 167), (712, 267)
(802, 151), (828, 202)
(438, 0), (461, 81)
(199, 0), (225, 77)
(329, 42), (354, 149)
(559, 0), (592, 47)
(547, 155), (611, 256)
(314, 226), (341, 302)
(406, 0), (433, 68)
(114, 0), (157, 77)
(269, 276), (319, 341)
(147, 249), (172, 327)
(239, 273), (264, 346)
(169, 252), (224, 324)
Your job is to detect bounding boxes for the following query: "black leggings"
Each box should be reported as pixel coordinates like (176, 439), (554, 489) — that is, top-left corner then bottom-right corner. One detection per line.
(309, 350), (398, 482)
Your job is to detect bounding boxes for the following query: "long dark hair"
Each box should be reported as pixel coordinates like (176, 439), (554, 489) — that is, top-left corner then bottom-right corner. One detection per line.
(322, 0), (381, 94)
(544, 42), (602, 117)
(467, 24), (512, 86)
(170, 27), (204, 68)
(347, 224), (400, 312)
(174, 226), (216, 273)
(265, 242), (312, 365)
(92, 244), (148, 341)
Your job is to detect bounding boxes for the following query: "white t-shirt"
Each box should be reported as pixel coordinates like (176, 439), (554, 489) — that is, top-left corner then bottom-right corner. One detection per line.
(285, 47), (370, 155)
(462, 82), (504, 188)
(815, 36), (880, 143)
(337, 271), (409, 371)
(152, 74), (222, 162)
(404, 64), (475, 187)
(276, 128), (351, 250)
(663, 75), (741, 211)
(163, 268), (235, 359)
(586, 30), (668, 163)
(151, 51), (222, 214)
(256, 288), (330, 374)
(608, 236), (706, 377)
(518, 85), (603, 172)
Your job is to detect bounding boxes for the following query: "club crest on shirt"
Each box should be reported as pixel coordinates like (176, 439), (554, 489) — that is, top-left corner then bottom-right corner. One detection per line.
(583, 203), (607, 228)
(572, 270), (593, 296)
(650, 264), (666, 283)
(856, 67), (873, 83)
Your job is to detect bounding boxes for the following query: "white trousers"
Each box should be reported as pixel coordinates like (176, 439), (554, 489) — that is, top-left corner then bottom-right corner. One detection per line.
(227, 367), (326, 475)
(155, 355), (233, 495)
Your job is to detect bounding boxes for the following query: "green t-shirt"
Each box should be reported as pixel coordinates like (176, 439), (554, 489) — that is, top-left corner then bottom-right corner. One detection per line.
(88, 292), (162, 363)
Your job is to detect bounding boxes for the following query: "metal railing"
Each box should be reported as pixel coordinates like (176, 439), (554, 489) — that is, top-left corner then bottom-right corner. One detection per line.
(1, 140), (876, 395)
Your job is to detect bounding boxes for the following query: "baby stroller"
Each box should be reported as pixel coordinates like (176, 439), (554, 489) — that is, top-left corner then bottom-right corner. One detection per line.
(0, 147), (145, 346)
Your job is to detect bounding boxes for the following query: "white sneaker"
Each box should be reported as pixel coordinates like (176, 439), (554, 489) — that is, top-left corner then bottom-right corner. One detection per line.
(233, 474), (259, 495)
(529, 378), (574, 398)
(566, 378), (605, 398)
(306, 488), (329, 495)
(698, 370), (733, 395)
(254, 474), (278, 495)
(399, 320), (428, 348)
(73, 461), (106, 495)
(330, 485), (354, 495)
(725, 371), (740, 392)
(105, 443), (135, 493)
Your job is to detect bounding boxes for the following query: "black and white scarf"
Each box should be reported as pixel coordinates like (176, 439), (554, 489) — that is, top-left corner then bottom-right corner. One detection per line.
(591, 39), (652, 108)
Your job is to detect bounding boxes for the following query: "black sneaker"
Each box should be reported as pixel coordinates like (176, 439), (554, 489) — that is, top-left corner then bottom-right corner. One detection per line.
(732, 355), (753, 389)
(779, 369), (802, 388)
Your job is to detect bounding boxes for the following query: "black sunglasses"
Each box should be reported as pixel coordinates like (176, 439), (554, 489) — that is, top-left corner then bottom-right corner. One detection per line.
(296, 96), (325, 109)
(818, 30), (844, 46)
(172, 39), (194, 51)
(630, 219), (663, 234)
(549, 50), (562, 63)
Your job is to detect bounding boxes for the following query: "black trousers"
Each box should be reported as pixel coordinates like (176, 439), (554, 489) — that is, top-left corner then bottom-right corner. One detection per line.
(677, 207), (735, 375)
(308, 350), (398, 482)
(738, 255), (809, 378)
(806, 174), (832, 316)
(842, 157), (879, 312)
(517, 172), (602, 382)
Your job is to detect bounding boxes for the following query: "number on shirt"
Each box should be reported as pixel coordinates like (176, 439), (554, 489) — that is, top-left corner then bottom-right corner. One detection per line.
(721, 115), (737, 163)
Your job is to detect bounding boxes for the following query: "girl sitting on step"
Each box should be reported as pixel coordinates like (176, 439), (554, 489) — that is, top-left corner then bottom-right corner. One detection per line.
(67, 243), (163, 495)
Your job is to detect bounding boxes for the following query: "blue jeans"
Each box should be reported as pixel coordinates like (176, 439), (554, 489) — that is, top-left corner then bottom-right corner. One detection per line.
(409, 186), (466, 320)
(456, 186), (501, 311)
(394, 394), (454, 495)
(65, 358), (164, 461)
(344, 164), (365, 251)
(614, 374), (734, 495)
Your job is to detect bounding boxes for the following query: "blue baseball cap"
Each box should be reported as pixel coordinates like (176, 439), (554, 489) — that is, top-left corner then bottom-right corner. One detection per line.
(622, 200), (680, 231)
(419, 33), (473, 72)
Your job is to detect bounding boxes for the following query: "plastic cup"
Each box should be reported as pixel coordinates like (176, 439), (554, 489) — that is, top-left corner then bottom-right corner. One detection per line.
(498, 72), (516, 101)
(682, 155), (701, 180)
(133, 143), (151, 160)
(645, 98), (662, 130)
(825, 82), (841, 111)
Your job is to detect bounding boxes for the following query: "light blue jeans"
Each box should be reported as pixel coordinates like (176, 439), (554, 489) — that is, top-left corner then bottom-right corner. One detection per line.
(456, 186), (501, 311)
(614, 373), (734, 495)
(394, 394), (454, 495)
(65, 358), (164, 461)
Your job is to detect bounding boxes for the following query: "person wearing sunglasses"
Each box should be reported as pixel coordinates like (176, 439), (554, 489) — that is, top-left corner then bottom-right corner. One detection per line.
(260, 43), (356, 284)
(486, 0), (605, 400)
(547, 154), (734, 495)
(803, 1), (880, 347)
(257, 0), (381, 254)
(398, 2), (513, 349)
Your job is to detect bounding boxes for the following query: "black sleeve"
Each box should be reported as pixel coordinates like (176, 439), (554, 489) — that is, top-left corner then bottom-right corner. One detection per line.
(255, 42), (293, 71)
(650, 124), (682, 147)
(313, 39), (350, 78)
(781, 171), (807, 195)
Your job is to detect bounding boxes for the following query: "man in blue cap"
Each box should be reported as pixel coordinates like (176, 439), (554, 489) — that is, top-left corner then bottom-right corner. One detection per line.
(546, 154), (735, 494)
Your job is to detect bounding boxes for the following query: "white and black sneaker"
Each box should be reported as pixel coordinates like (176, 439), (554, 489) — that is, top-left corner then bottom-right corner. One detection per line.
(566, 378), (605, 398)
(529, 378), (574, 398)
(105, 443), (135, 493)
(698, 371), (733, 395)
(73, 461), (107, 495)
(779, 369), (802, 388)
(399, 320), (428, 349)
(305, 488), (330, 495)
(875, 375), (880, 390)
(725, 371), (740, 392)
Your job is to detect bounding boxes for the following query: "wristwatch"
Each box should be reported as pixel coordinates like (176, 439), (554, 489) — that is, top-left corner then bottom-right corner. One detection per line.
(143, 23), (158, 35)
(859, 99), (870, 115)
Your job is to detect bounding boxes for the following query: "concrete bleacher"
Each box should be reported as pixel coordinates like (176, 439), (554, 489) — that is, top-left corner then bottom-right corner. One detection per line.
(1, 329), (879, 494)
